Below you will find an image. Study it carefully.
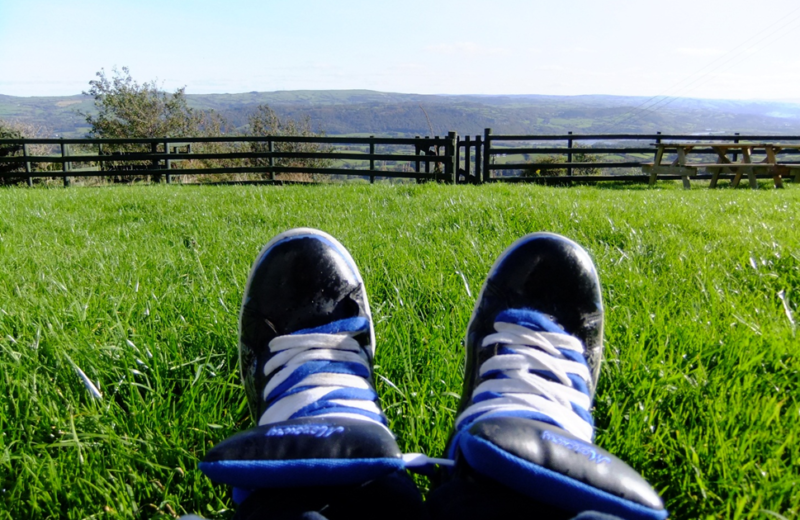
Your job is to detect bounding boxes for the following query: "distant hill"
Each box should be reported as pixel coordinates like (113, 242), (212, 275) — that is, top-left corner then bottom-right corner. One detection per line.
(3, 90), (800, 138)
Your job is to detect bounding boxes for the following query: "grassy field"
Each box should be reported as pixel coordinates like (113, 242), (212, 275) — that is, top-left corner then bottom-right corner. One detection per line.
(0, 183), (798, 519)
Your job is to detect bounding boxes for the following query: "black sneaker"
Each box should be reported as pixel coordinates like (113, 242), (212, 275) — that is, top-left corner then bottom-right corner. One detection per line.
(445, 233), (668, 520)
(200, 228), (403, 493)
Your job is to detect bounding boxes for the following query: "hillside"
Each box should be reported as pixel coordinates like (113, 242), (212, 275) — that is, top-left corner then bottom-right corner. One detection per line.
(3, 90), (800, 138)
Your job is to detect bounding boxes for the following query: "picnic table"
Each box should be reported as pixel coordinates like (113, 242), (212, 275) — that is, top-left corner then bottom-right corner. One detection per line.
(642, 142), (800, 189)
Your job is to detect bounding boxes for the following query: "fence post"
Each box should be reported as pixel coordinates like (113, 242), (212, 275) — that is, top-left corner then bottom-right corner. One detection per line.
(463, 136), (471, 184)
(455, 136), (462, 184)
(22, 142), (32, 186)
(61, 138), (70, 187)
(655, 131), (662, 159)
(369, 136), (375, 184)
(414, 135), (421, 184)
(567, 131), (573, 176)
(483, 128), (492, 183)
(165, 140), (172, 184)
(268, 138), (275, 181)
(424, 136), (431, 179)
(151, 141), (161, 183)
(475, 135), (483, 184)
(435, 136), (440, 182)
(446, 131), (457, 184)
(98, 143), (104, 173)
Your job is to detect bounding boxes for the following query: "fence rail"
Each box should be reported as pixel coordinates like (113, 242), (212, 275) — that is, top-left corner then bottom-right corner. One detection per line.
(482, 129), (800, 183)
(2, 130), (800, 187)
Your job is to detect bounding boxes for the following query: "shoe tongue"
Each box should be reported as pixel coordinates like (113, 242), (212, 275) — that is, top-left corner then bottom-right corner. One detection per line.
(291, 317), (369, 335)
(495, 309), (566, 334)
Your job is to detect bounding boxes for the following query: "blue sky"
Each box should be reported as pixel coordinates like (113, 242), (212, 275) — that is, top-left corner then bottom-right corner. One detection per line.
(1, 0), (799, 100)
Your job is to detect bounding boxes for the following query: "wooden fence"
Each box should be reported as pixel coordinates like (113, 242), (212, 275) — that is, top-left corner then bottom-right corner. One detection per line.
(0, 134), (458, 186)
(2, 131), (799, 186)
(481, 130), (800, 184)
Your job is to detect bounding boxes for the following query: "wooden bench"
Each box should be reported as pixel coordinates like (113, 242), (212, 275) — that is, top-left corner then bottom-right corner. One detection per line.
(642, 143), (800, 189)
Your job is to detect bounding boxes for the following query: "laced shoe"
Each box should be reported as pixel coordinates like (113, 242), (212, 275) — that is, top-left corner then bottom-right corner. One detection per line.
(446, 233), (668, 520)
(200, 228), (403, 492)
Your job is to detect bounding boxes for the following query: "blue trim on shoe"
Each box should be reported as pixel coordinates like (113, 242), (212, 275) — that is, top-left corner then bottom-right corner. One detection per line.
(289, 387), (386, 425)
(293, 317), (370, 336)
(472, 391), (505, 403)
(494, 310), (591, 375)
(298, 407), (387, 424)
(266, 361), (371, 402)
(459, 434), (668, 520)
(571, 403), (594, 426)
(568, 374), (590, 395)
(232, 487), (253, 505)
(262, 314), (386, 423)
(495, 309), (566, 334)
(199, 457), (405, 489)
(296, 387), (378, 404)
(560, 348), (591, 367)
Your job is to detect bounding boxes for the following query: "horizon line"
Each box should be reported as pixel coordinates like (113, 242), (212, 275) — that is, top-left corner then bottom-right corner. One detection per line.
(2, 89), (800, 105)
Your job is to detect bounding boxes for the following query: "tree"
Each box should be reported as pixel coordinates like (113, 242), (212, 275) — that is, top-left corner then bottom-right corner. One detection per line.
(79, 68), (332, 183)
(82, 67), (201, 139)
(247, 105), (332, 181)
(82, 67), (223, 182)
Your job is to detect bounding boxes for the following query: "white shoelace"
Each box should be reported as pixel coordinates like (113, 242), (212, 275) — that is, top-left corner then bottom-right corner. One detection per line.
(259, 324), (457, 470)
(259, 328), (387, 428)
(456, 321), (595, 443)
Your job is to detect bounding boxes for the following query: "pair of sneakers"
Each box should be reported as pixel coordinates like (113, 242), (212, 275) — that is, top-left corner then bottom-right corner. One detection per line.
(199, 229), (667, 520)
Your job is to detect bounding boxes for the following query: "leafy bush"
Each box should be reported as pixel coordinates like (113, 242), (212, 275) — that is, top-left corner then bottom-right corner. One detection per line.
(0, 120), (59, 185)
(0, 122), (24, 185)
(523, 145), (600, 177)
(524, 154), (567, 176)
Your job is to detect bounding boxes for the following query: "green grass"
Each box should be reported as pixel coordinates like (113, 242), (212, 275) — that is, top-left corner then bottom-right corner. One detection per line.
(0, 183), (798, 519)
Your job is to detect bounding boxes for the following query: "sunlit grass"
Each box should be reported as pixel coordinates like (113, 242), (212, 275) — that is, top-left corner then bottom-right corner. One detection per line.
(0, 183), (798, 519)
